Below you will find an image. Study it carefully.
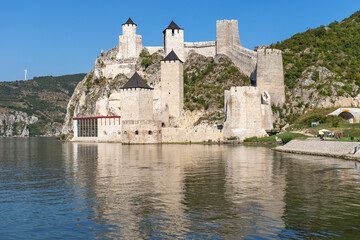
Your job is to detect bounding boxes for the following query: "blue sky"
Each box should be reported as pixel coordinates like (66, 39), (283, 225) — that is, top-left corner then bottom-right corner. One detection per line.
(0, 0), (359, 81)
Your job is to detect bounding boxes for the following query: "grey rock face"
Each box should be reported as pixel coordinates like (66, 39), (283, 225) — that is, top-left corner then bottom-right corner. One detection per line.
(0, 111), (38, 137)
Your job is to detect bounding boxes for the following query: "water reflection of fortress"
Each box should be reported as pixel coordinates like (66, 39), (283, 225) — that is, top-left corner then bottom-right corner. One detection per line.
(63, 143), (287, 238)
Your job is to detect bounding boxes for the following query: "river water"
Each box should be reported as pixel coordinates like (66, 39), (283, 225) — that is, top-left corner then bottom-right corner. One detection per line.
(0, 138), (360, 239)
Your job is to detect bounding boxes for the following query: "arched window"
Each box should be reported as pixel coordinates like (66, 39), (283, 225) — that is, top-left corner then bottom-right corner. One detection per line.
(135, 130), (139, 135)
(148, 131), (152, 135)
(162, 122), (165, 127)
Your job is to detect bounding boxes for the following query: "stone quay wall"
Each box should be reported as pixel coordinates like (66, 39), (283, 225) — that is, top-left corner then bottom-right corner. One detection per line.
(275, 139), (360, 160)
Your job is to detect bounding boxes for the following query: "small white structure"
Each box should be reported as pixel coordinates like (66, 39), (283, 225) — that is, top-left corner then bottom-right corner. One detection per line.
(328, 108), (360, 123)
(73, 116), (122, 142)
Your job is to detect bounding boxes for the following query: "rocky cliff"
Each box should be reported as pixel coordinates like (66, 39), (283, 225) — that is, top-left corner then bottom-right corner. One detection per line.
(0, 108), (38, 137)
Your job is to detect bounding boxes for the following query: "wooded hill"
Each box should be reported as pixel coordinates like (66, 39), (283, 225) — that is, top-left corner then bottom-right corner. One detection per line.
(269, 10), (360, 126)
(0, 74), (85, 135)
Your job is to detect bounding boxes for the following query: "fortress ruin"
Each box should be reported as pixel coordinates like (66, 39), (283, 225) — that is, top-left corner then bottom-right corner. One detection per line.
(69, 18), (285, 143)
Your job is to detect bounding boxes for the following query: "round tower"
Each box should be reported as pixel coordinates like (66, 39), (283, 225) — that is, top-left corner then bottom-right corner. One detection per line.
(163, 21), (184, 62)
(256, 48), (285, 106)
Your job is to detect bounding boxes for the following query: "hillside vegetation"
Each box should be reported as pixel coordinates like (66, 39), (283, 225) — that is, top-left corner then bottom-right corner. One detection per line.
(183, 53), (250, 123)
(272, 10), (360, 91)
(0, 74), (85, 135)
(269, 10), (360, 126)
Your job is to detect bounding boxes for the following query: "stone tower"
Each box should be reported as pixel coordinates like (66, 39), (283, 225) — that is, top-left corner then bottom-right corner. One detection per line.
(163, 21), (184, 62)
(216, 20), (241, 55)
(256, 49), (285, 106)
(119, 72), (154, 121)
(118, 18), (143, 60)
(224, 86), (267, 140)
(161, 50), (184, 119)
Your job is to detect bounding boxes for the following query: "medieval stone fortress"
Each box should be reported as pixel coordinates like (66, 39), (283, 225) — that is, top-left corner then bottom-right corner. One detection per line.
(68, 18), (285, 143)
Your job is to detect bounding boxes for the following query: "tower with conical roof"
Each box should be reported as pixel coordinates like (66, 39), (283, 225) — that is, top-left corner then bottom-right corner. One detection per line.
(163, 21), (184, 62)
(119, 72), (154, 121)
(161, 50), (184, 119)
(118, 18), (143, 60)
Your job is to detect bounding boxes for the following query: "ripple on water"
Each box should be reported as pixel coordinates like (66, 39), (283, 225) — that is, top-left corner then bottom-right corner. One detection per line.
(1, 140), (360, 238)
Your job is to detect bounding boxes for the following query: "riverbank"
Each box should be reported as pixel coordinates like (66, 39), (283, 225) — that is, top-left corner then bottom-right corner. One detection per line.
(274, 139), (360, 161)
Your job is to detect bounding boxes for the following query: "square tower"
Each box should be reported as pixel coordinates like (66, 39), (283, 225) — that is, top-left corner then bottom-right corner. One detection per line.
(119, 72), (154, 121)
(216, 20), (241, 55)
(161, 50), (184, 119)
(163, 21), (184, 62)
(118, 18), (143, 60)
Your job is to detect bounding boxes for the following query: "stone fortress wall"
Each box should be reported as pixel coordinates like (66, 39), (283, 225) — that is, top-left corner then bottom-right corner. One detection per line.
(122, 120), (162, 144)
(216, 19), (285, 106)
(99, 18), (285, 108)
(145, 46), (164, 55)
(184, 41), (216, 58)
(71, 18), (285, 143)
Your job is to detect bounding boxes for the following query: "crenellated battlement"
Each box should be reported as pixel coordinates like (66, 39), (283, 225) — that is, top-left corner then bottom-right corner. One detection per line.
(216, 19), (239, 25)
(119, 88), (153, 92)
(257, 48), (282, 55)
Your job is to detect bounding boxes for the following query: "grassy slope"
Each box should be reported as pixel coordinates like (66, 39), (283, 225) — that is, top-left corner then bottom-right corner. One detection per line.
(244, 132), (309, 144)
